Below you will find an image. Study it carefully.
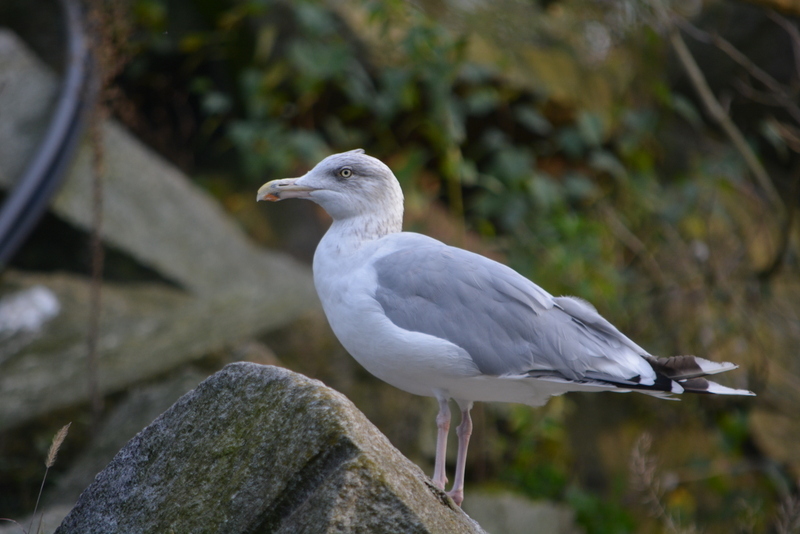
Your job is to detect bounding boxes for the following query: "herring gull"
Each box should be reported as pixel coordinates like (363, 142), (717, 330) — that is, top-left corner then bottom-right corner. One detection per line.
(257, 149), (754, 506)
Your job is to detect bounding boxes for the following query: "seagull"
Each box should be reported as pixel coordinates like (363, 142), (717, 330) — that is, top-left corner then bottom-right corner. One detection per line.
(257, 149), (754, 506)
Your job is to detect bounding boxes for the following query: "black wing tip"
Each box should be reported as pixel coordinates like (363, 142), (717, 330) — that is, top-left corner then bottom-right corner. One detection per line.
(526, 358), (755, 397)
(641, 355), (754, 396)
(645, 354), (743, 379)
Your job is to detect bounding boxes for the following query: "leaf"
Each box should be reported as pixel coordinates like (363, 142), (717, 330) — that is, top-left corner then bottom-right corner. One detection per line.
(465, 88), (500, 115)
(202, 92), (232, 115)
(557, 127), (585, 159)
(564, 172), (599, 201)
(491, 147), (534, 186)
(443, 98), (466, 144)
(671, 94), (702, 128)
(589, 149), (628, 181)
(133, 0), (167, 31)
(294, 3), (337, 36)
(288, 130), (328, 162)
(459, 159), (479, 187)
(760, 119), (789, 160)
(288, 41), (350, 80)
(527, 172), (562, 209)
(500, 193), (528, 229)
(577, 111), (605, 147)
(179, 33), (206, 53)
(517, 105), (553, 135)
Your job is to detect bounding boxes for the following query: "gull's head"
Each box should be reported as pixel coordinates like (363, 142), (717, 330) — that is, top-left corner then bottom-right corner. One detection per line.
(257, 149), (404, 225)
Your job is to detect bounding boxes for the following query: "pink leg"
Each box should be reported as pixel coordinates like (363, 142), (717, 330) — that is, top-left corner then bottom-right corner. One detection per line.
(446, 403), (473, 506)
(432, 397), (450, 490)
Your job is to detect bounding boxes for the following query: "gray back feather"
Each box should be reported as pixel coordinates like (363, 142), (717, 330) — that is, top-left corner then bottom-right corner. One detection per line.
(373, 242), (649, 379)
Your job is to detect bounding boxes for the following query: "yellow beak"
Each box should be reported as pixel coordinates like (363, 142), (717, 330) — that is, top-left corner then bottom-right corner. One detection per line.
(256, 177), (316, 202)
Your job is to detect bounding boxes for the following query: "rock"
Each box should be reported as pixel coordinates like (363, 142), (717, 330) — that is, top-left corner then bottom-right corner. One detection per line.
(0, 23), (318, 300)
(52, 120), (307, 298)
(45, 343), (282, 510)
(0, 268), (312, 431)
(55, 363), (487, 534)
(0, 26), (314, 299)
(1, 348), (282, 531)
(0, 30), (319, 429)
(47, 367), (210, 508)
(0, 369), (210, 534)
(462, 491), (583, 534)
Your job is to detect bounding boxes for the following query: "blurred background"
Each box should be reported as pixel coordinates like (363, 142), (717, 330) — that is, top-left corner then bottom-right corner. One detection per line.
(0, 0), (798, 532)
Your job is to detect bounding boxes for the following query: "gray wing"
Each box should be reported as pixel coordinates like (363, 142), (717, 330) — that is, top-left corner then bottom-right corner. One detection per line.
(373, 242), (652, 381)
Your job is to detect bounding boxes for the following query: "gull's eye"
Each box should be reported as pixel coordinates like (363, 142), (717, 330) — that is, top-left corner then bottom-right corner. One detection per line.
(338, 167), (353, 178)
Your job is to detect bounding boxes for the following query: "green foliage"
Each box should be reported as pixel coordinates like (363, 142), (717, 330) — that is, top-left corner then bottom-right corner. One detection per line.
(499, 401), (573, 500)
(120, 1), (794, 531)
(566, 486), (636, 534)
(126, 0), (640, 312)
(718, 410), (750, 453)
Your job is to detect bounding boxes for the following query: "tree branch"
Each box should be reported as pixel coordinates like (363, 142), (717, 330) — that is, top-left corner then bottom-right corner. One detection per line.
(676, 17), (800, 126)
(598, 202), (666, 288)
(668, 28), (786, 217)
(768, 10), (800, 78)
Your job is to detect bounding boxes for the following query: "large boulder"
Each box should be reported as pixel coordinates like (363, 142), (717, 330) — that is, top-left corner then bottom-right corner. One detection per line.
(0, 29), (318, 429)
(55, 363), (486, 534)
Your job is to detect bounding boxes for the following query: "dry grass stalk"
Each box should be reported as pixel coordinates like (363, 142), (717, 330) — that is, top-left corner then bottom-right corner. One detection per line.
(28, 423), (71, 534)
(46, 422), (71, 468)
(774, 489), (800, 534)
(83, 0), (134, 428)
(630, 433), (698, 534)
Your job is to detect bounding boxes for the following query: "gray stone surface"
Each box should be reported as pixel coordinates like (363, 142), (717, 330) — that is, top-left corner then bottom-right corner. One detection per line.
(47, 367), (210, 508)
(0, 31), (319, 429)
(45, 343), (281, 509)
(0, 26), (313, 298)
(53, 120), (303, 297)
(55, 363), (487, 534)
(0, 267), (314, 430)
(463, 491), (583, 534)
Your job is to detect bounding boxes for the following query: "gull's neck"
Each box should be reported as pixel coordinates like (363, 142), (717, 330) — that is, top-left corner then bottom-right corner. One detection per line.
(313, 174), (404, 268)
(324, 212), (401, 252)
(314, 206), (402, 273)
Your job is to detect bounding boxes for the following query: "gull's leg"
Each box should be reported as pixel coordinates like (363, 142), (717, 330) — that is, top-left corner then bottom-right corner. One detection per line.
(432, 397), (451, 490)
(446, 402), (473, 506)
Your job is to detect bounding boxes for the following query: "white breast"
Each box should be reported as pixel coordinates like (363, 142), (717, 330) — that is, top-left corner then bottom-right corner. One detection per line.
(313, 225), (481, 398)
